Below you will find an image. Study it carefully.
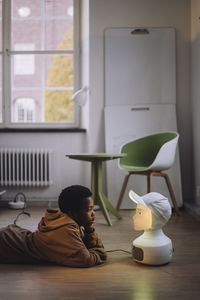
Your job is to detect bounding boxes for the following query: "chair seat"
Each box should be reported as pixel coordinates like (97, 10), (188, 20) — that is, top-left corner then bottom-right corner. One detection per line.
(121, 165), (150, 171)
(116, 132), (180, 215)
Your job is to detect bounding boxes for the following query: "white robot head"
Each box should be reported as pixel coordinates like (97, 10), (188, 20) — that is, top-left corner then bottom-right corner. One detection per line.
(129, 190), (172, 230)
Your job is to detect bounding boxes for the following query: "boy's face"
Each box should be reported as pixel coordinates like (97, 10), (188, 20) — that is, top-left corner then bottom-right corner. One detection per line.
(73, 197), (95, 228)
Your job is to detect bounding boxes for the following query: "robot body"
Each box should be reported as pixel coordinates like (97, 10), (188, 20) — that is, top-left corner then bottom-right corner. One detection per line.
(132, 229), (173, 265)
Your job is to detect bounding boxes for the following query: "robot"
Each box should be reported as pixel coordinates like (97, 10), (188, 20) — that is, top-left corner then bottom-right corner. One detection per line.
(129, 190), (173, 266)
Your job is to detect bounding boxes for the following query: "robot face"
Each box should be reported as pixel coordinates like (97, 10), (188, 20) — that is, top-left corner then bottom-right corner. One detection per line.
(133, 203), (152, 231)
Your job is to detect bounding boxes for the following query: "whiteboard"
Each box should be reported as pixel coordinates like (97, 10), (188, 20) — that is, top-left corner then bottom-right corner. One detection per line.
(105, 27), (176, 106)
(104, 104), (183, 209)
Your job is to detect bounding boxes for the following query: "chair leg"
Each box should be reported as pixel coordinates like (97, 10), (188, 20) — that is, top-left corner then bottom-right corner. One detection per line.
(147, 172), (153, 193)
(116, 172), (131, 211)
(163, 173), (180, 216)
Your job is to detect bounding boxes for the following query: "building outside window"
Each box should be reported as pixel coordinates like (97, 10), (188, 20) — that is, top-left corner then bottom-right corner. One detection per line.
(14, 44), (35, 75)
(14, 97), (35, 122)
(0, 0), (79, 128)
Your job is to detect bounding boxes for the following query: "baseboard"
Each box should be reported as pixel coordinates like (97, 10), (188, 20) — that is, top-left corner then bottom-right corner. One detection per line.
(0, 199), (58, 208)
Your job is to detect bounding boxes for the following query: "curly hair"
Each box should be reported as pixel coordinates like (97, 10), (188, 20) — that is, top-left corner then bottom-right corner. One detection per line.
(58, 185), (92, 213)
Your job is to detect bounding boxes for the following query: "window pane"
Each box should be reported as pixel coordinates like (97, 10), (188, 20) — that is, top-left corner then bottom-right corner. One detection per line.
(45, 0), (73, 17)
(12, 54), (41, 87)
(14, 98), (35, 122)
(46, 54), (73, 87)
(11, 54), (73, 123)
(12, 54), (73, 88)
(14, 44), (35, 75)
(12, 91), (41, 123)
(45, 0), (73, 50)
(12, 20), (42, 50)
(45, 20), (73, 51)
(12, 0), (41, 18)
(12, 0), (74, 51)
(45, 90), (73, 122)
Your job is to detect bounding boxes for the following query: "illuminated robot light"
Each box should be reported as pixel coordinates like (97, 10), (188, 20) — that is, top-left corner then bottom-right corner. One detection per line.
(129, 190), (173, 266)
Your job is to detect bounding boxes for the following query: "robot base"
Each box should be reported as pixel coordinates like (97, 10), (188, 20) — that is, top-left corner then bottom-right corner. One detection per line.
(132, 229), (173, 265)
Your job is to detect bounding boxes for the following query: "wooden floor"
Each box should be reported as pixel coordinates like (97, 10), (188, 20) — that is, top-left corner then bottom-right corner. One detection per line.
(0, 206), (200, 300)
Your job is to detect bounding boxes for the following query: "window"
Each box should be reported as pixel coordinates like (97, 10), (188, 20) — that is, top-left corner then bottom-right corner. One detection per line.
(0, 0), (79, 129)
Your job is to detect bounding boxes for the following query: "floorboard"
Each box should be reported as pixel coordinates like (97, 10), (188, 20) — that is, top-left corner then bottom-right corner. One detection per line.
(0, 207), (200, 300)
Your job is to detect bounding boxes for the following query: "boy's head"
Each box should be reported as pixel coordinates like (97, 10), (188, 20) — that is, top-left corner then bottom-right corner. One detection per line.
(58, 185), (95, 228)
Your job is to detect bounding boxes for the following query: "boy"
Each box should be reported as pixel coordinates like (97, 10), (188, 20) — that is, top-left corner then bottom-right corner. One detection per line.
(0, 185), (107, 267)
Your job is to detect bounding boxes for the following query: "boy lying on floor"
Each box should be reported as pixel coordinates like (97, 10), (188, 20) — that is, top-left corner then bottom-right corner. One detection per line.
(0, 185), (107, 267)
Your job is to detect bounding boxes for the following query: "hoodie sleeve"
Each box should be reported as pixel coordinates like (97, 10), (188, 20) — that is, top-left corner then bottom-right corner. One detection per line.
(82, 229), (107, 264)
(63, 225), (107, 267)
(43, 224), (107, 268)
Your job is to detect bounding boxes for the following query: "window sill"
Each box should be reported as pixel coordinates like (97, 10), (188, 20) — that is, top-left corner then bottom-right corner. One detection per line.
(0, 127), (86, 133)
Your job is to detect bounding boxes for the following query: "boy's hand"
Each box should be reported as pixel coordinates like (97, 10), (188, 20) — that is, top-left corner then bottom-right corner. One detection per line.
(84, 222), (95, 234)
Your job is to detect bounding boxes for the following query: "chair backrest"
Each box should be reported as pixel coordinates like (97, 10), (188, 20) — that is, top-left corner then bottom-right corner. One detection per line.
(120, 132), (179, 171)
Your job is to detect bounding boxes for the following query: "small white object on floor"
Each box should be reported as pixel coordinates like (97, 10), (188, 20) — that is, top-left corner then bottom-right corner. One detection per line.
(8, 201), (25, 209)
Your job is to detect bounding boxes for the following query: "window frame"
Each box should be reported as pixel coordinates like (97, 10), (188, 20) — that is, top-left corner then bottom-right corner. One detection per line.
(1, 0), (80, 129)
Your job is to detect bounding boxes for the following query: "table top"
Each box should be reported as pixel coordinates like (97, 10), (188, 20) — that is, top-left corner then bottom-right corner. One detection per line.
(66, 153), (126, 162)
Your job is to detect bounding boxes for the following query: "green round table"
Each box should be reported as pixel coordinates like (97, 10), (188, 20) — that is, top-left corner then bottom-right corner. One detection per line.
(66, 153), (126, 226)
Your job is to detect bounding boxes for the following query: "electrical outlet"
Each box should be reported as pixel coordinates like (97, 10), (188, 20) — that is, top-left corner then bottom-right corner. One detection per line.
(196, 186), (200, 197)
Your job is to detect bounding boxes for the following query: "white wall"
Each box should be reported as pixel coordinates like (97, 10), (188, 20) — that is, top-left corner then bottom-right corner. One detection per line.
(0, 0), (193, 206)
(0, 132), (90, 204)
(87, 0), (193, 202)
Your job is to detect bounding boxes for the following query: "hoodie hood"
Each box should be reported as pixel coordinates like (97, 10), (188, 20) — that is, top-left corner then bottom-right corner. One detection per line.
(38, 209), (76, 232)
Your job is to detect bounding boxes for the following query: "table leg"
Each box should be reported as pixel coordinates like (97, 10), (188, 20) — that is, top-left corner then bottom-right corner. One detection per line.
(91, 161), (121, 226)
(91, 161), (98, 203)
(99, 191), (122, 220)
(98, 192), (113, 226)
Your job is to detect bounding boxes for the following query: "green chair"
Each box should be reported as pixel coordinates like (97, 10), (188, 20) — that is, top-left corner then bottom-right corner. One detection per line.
(116, 132), (180, 215)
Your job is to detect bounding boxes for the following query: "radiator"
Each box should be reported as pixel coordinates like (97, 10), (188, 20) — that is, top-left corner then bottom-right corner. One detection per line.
(0, 148), (52, 187)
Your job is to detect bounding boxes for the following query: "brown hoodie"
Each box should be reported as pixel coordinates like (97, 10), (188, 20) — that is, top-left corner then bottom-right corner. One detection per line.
(0, 210), (107, 267)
